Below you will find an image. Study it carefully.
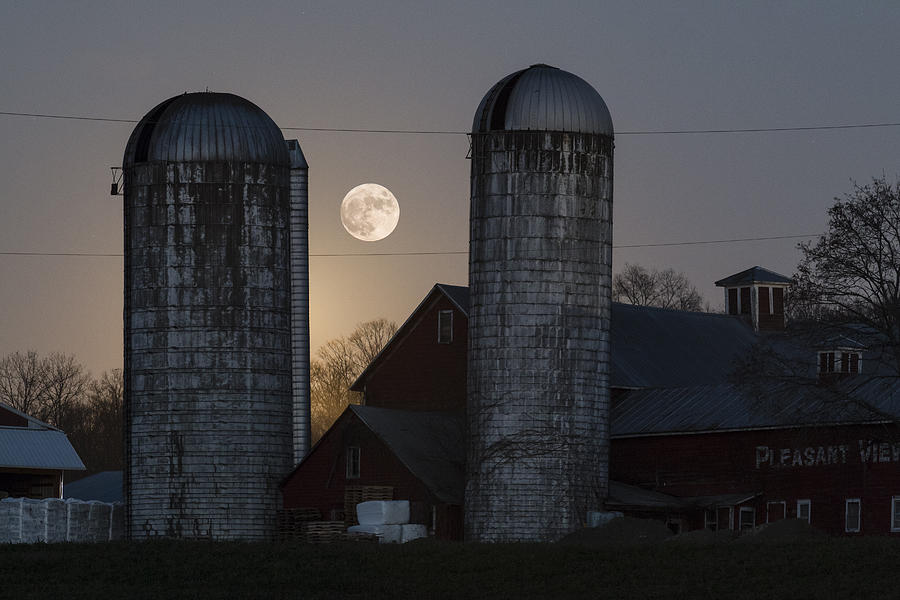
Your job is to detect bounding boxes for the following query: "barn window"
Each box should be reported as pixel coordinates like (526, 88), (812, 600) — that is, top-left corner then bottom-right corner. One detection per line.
(739, 287), (751, 315)
(727, 288), (739, 315)
(766, 500), (786, 523)
(438, 310), (453, 344)
(758, 286), (771, 314)
(891, 497), (900, 532)
(843, 352), (861, 374)
(845, 499), (861, 532)
(704, 509), (717, 531)
(797, 499), (811, 523)
(346, 446), (360, 479)
(738, 507), (755, 531)
(818, 351), (862, 376)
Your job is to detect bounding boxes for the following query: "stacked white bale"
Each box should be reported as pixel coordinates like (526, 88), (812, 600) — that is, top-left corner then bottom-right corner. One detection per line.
(0, 498), (22, 543)
(87, 502), (112, 542)
(110, 503), (125, 540)
(400, 524), (428, 543)
(20, 498), (45, 543)
(67, 500), (91, 542)
(347, 500), (426, 543)
(45, 498), (68, 543)
(466, 65), (614, 542)
(356, 500), (410, 525)
(347, 524), (403, 543)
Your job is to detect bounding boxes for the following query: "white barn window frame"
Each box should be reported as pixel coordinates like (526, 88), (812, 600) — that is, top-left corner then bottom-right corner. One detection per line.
(797, 499), (811, 523)
(438, 310), (453, 344)
(845, 498), (861, 533)
(891, 496), (900, 532)
(739, 506), (755, 531)
(346, 446), (361, 479)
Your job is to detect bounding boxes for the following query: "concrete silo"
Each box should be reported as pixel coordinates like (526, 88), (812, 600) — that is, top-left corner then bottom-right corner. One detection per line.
(466, 65), (614, 541)
(123, 92), (310, 540)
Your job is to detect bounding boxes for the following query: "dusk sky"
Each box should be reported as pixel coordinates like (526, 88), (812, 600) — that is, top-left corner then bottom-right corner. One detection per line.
(1, 1), (898, 376)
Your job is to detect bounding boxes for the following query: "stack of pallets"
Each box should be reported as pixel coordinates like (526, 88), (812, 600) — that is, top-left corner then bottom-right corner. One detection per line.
(302, 520), (346, 544)
(275, 507), (321, 541)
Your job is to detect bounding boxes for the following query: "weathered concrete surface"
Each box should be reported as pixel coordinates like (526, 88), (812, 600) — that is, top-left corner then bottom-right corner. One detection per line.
(466, 130), (613, 542)
(124, 160), (293, 540)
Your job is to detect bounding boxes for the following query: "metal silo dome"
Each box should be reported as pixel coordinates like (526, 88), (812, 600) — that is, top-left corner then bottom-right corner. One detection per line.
(123, 92), (290, 167)
(472, 64), (613, 136)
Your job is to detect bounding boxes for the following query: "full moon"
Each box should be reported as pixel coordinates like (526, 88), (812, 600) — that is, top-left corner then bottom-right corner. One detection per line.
(340, 183), (401, 242)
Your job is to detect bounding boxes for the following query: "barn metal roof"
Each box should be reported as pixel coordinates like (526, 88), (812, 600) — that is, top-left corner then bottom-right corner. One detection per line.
(0, 427), (85, 470)
(609, 304), (758, 388)
(350, 406), (465, 505)
(123, 92), (289, 167)
(357, 284), (757, 391)
(473, 64), (613, 136)
(612, 376), (900, 437)
(714, 266), (793, 287)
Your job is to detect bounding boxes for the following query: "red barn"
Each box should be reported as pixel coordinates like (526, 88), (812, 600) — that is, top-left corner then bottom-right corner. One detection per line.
(284, 268), (900, 537)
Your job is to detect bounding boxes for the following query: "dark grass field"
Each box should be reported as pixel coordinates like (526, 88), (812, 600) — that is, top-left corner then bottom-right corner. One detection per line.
(2, 536), (898, 599)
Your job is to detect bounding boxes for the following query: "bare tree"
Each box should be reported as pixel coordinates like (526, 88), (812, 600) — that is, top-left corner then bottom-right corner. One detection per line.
(613, 263), (704, 311)
(792, 176), (900, 374)
(40, 353), (91, 431)
(0, 351), (50, 416)
(310, 318), (398, 442)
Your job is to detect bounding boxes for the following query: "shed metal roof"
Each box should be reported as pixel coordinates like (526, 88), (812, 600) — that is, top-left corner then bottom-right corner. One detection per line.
(0, 427), (85, 470)
(715, 266), (793, 287)
(64, 471), (122, 502)
(350, 406), (465, 505)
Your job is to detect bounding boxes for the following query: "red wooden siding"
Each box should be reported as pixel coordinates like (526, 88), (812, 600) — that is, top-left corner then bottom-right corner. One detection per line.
(281, 409), (462, 539)
(611, 424), (900, 535)
(360, 296), (467, 412)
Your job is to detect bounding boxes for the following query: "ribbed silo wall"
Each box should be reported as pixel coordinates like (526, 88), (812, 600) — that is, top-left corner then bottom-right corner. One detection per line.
(287, 140), (311, 464)
(124, 160), (293, 540)
(466, 130), (613, 542)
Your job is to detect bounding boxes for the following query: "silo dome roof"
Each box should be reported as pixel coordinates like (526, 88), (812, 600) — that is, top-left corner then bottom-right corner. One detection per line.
(123, 92), (289, 167)
(473, 64), (613, 136)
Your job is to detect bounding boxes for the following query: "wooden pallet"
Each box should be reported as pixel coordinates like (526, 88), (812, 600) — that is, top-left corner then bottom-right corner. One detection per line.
(276, 507), (322, 541)
(303, 520), (346, 544)
(343, 486), (394, 527)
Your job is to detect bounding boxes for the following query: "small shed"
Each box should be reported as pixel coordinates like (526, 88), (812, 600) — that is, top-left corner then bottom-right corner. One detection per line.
(0, 402), (85, 499)
(282, 405), (465, 539)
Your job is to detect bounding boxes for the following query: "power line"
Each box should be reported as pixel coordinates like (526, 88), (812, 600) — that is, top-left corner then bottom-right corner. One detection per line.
(0, 233), (821, 259)
(1, 110), (899, 136)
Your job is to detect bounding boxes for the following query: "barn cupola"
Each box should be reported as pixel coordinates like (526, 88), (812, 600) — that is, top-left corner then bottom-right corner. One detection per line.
(715, 267), (792, 332)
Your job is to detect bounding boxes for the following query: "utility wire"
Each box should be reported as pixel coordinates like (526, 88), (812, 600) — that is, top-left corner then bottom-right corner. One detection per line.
(0, 233), (821, 259)
(1, 110), (899, 136)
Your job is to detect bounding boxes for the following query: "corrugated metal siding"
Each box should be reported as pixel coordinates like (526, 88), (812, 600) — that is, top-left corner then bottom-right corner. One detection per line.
(472, 65), (613, 135)
(0, 428), (85, 470)
(123, 92), (289, 167)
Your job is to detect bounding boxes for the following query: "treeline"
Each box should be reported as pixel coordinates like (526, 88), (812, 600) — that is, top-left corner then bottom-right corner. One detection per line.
(0, 351), (122, 478)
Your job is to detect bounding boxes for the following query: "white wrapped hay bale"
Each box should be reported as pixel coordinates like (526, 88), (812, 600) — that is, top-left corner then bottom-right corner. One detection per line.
(109, 503), (125, 541)
(21, 498), (47, 543)
(66, 499), (91, 542)
(347, 524), (403, 544)
(0, 498), (23, 543)
(356, 500), (410, 525)
(45, 499), (68, 543)
(87, 502), (112, 542)
(400, 523), (427, 543)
